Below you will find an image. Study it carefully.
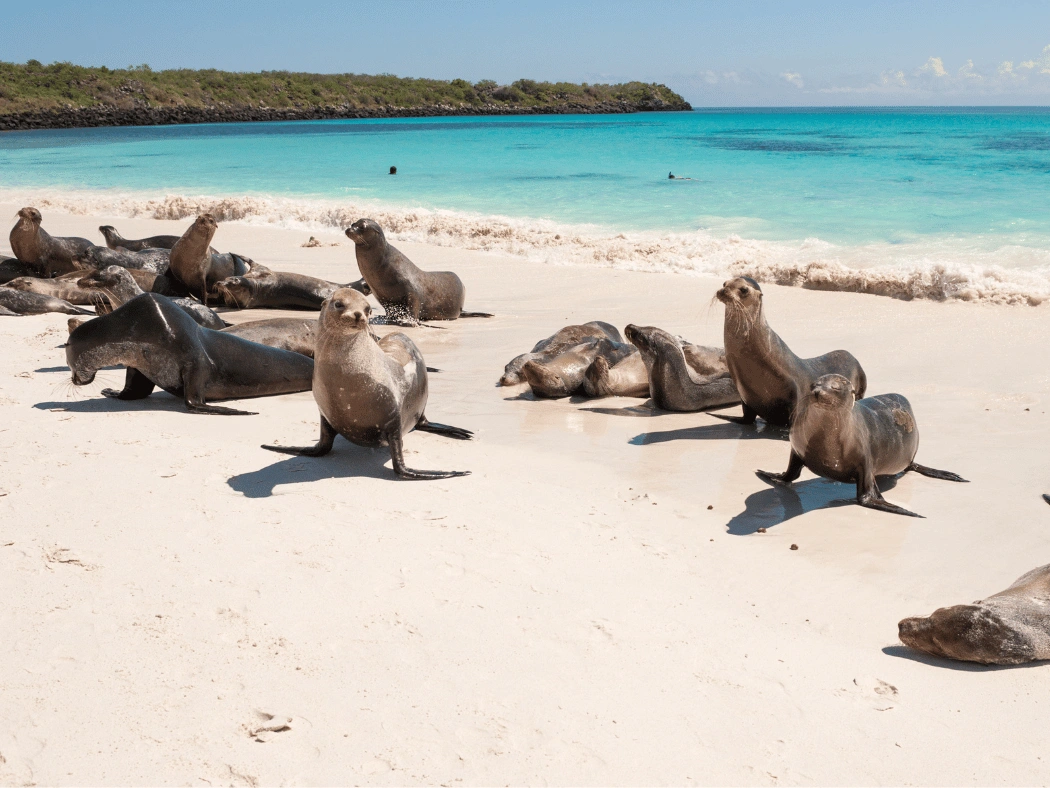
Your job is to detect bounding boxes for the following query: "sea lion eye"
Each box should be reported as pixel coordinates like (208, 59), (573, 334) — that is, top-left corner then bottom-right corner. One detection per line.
(739, 286), (749, 295)
(334, 300), (345, 309)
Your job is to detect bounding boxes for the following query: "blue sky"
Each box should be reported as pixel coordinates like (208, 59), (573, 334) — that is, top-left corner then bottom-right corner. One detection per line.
(4, 0), (1050, 106)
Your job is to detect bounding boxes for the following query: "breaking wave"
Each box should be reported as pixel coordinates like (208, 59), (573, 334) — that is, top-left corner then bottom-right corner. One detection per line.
(6, 187), (1050, 306)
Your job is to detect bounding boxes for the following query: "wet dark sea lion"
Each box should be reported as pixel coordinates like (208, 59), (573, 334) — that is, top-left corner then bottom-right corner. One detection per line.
(0, 305), (19, 316)
(898, 564), (1050, 665)
(346, 219), (492, 324)
(78, 245), (174, 275)
(215, 269), (350, 310)
(622, 325), (740, 412)
(0, 288), (91, 316)
(0, 255), (38, 284)
(99, 226), (200, 252)
(717, 277), (866, 426)
(66, 293), (314, 415)
(263, 288), (472, 479)
(78, 266), (228, 329)
(169, 214), (252, 303)
(221, 318), (317, 357)
(757, 373), (967, 517)
(9, 207), (94, 276)
(500, 321), (622, 386)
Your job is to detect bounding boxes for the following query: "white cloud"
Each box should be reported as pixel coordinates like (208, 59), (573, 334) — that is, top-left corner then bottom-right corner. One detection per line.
(958, 59), (982, 80)
(998, 61), (1015, 77)
(780, 72), (804, 88)
(919, 56), (947, 77)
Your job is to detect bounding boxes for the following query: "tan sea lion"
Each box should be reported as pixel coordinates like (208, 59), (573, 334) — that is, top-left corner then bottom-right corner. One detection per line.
(263, 288), (472, 479)
(716, 277), (866, 426)
(67, 294), (314, 415)
(500, 321), (622, 386)
(5, 270), (102, 306)
(168, 214), (253, 304)
(757, 373), (967, 517)
(0, 288), (91, 316)
(77, 266), (228, 329)
(621, 324), (740, 411)
(345, 218), (492, 324)
(220, 318), (317, 357)
(898, 564), (1050, 665)
(9, 207), (94, 276)
(522, 337), (636, 399)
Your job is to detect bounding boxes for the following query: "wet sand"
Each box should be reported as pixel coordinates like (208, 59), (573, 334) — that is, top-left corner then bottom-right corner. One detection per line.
(1, 205), (1049, 785)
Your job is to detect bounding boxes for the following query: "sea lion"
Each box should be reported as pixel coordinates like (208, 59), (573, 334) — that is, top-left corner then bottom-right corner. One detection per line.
(214, 269), (354, 310)
(5, 271), (103, 306)
(757, 373), (967, 517)
(168, 214), (253, 304)
(98, 225), (208, 252)
(345, 218), (492, 324)
(521, 337), (635, 399)
(9, 207), (94, 276)
(263, 288), (472, 479)
(582, 351), (650, 398)
(0, 288), (91, 316)
(77, 244), (174, 275)
(221, 318), (317, 357)
(499, 321), (622, 386)
(716, 277), (867, 426)
(66, 293), (314, 415)
(0, 305), (17, 316)
(77, 266), (228, 329)
(621, 324), (741, 411)
(0, 255), (38, 284)
(898, 564), (1050, 665)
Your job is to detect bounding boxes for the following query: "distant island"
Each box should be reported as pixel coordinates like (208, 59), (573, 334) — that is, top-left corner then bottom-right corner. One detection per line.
(0, 61), (692, 131)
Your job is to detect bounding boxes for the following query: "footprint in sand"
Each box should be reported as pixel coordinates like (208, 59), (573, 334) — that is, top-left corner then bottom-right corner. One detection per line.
(246, 710), (293, 742)
(834, 677), (899, 711)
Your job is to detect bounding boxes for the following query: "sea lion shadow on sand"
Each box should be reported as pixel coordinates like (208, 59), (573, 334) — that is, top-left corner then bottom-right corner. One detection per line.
(228, 442), (405, 498)
(580, 402), (662, 417)
(879, 645), (1041, 672)
(34, 391), (188, 415)
(724, 476), (899, 535)
(629, 418), (788, 445)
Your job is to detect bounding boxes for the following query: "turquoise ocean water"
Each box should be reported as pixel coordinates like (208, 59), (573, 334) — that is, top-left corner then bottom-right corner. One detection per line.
(2, 108), (1049, 302)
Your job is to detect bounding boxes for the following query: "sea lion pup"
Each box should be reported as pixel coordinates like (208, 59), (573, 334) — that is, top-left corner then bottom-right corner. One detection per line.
(77, 244), (174, 275)
(98, 226), (198, 252)
(221, 318), (317, 357)
(66, 293), (314, 415)
(716, 277), (867, 426)
(521, 337), (634, 399)
(757, 373), (967, 517)
(345, 218), (493, 324)
(168, 214), (253, 304)
(5, 271), (104, 306)
(214, 269), (352, 310)
(9, 207), (94, 277)
(898, 564), (1050, 665)
(78, 266), (228, 329)
(263, 288), (472, 480)
(499, 321), (622, 386)
(0, 288), (91, 316)
(620, 325), (741, 411)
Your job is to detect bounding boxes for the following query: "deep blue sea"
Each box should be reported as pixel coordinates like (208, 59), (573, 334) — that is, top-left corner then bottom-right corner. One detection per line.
(2, 108), (1049, 302)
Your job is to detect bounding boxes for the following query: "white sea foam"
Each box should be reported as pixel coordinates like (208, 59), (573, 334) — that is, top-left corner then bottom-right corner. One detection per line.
(4, 187), (1049, 306)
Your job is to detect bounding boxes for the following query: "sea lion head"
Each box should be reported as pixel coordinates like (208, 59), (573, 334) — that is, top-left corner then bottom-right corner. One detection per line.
(624, 324), (677, 357)
(98, 225), (119, 241)
(716, 276), (761, 309)
(16, 207), (42, 225)
(214, 275), (261, 309)
(78, 265), (132, 291)
(898, 604), (1034, 665)
(345, 218), (384, 248)
(808, 373), (855, 410)
(319, 287), (372, 333)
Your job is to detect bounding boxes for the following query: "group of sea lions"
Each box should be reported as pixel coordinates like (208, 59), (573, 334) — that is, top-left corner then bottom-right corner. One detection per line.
(6, 208), (482, 478)
(4, 208), (1047, 666)
(502, 275), (1050, 666)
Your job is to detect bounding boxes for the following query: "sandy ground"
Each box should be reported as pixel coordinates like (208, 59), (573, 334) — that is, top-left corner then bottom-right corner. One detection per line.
(1, 204), (1049, 786)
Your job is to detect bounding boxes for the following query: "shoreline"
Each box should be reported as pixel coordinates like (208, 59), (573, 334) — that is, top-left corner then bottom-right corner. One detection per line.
(1, 204), (1048, 784)
(0, 101), (692, 132)
(5, 185), (1050, 306)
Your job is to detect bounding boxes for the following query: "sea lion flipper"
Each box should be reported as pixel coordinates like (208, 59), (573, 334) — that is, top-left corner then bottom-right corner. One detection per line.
(907, 463), (969, 483)
(857, 474), (924, 518)
(756, 450), (804, 487)
(102, 368), (156, 400)
(1043, 494), (1050, 506)
(459, 310), (494, 318)
(262, 415), (337, 456)
(414, 416), (474, 441)
(388, 429), (471, 480)
(187, 402), (257, 415)
(712, 403), (758, 425)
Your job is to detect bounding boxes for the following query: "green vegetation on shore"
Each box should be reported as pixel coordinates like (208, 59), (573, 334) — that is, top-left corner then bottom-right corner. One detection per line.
(0, 60), (690, 114)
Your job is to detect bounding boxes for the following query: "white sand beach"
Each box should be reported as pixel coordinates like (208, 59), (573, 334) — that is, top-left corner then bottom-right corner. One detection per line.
(1, 204), (1049, 785)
